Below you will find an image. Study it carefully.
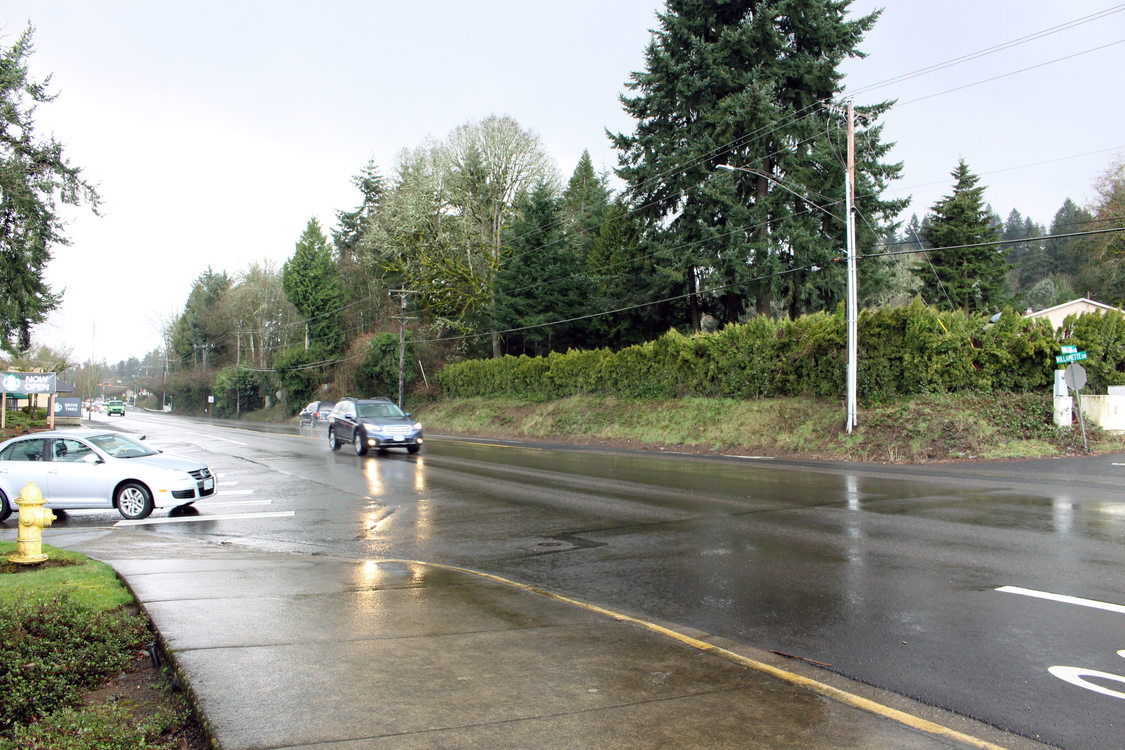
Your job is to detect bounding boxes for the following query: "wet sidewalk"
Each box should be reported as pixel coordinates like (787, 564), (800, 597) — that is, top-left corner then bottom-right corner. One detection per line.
(36, 529), (1043, 749)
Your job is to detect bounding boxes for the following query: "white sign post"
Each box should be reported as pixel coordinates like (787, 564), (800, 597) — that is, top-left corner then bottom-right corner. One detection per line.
(1064, 363), (1089, 452)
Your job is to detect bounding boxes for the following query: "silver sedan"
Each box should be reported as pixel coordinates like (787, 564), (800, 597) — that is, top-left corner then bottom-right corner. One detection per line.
(0, 429), (216, 521)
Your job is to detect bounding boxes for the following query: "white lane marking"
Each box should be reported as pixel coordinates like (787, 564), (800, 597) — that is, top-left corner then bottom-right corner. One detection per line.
(726, 455), (775, 460)
(1048, 665), (1125, 700)
(180, 430), (248, 446)
(198, 500), (272, 508)
(1113, 462), (1125, 467)
(115, 511), (294, 527)
(996, 586), (1125, 615)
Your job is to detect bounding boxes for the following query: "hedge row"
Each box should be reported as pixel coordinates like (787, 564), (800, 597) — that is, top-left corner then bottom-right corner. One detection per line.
(435, 300), (1125, 403)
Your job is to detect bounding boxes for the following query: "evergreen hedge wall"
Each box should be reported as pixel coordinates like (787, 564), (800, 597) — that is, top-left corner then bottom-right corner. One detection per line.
(435, 300), (1125, 403)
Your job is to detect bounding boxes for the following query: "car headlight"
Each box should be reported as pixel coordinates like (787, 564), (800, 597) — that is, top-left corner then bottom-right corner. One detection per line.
(363, 423), (380, 432)
(413, 422), (422, 430)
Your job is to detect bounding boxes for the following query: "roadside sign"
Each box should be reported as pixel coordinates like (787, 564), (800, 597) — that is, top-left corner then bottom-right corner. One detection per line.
(1064, 363), (1087, 392)
(1055, 351), (1088, 364)
(1060, 345), (1077, 354)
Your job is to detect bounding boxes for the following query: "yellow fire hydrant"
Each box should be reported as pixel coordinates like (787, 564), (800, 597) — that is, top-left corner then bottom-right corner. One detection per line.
(9, 482), (55, 565)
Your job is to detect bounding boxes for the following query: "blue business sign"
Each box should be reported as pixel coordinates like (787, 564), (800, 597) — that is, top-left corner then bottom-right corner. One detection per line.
(54, 398), (82, 416)
(1, 372), (58, 394)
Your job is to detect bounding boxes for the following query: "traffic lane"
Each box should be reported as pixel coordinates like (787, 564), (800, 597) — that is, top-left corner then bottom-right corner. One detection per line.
(394, 445), (1125, 749)
(31, 418), (1125, 746)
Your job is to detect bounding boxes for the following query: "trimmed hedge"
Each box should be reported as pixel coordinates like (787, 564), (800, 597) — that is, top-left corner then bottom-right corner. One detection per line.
(436, 300), (1125, 403)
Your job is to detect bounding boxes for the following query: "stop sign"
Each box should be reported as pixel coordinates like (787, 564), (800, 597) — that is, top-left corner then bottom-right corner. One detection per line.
(1064, 363), (1087, 392)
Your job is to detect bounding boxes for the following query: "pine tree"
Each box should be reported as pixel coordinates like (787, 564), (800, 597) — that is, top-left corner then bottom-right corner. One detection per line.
(919, 160), (1008, 313)
(283, 218), (343, 355)
(1047, 198), (1095, 278)
(332, 159), (385, 340)
(493, 183), (591, 355)
(610, 0), (904, 329)
(562, 151), (612, 259)
(0, 26), (100, 353)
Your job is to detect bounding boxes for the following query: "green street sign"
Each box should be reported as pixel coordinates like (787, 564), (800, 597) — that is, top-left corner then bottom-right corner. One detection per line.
(1060, 345), (1077, 354)
(1055, 351), (1088, 364)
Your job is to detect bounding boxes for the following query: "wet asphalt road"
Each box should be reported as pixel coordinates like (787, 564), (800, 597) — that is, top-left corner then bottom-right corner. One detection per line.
(24, 410), (1125, 749)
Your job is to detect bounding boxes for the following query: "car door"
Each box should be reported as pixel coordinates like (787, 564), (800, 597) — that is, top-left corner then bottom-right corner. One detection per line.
(337, 402), (358, 441)
(46, 438), (110, 508)
(0, 437), (52, 504)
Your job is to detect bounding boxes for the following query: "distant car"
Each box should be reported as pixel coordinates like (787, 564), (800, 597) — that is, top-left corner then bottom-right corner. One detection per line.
(298, 400), (335, 427)
(107, 400), (125, 416)
(0, 430), (216, 521)
(327, 397), (422, 456)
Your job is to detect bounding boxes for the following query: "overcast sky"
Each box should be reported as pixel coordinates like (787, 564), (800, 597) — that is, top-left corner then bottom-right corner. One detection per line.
(3, 1), (1123, 365)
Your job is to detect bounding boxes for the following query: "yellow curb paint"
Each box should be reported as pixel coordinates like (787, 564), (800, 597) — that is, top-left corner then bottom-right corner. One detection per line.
(383, 558), (1010, 750)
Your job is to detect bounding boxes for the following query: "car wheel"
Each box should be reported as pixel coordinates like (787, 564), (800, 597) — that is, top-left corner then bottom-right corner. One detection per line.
(116, 482), (154, 520)
(328, 428), (340, 451)
(353, 431), (368, 456)
(0, 489), (11, 522)
(407, 445), (420, 455)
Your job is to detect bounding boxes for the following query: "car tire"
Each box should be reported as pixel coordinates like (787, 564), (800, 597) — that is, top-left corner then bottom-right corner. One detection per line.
(116, 482), (154, 520)
(0, 489), (11, 523)
(407, 445), (420, 455)
(328, 428), (341, 451)
(353, 431), (368, 456)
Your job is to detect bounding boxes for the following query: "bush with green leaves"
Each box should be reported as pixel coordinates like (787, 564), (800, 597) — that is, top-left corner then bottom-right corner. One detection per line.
(0, 595), (149, 731)
(356, 332), (417, 400)
(1, 699), (189, 750)
(211, 366), (263, 418)
(436, 301), (1125, 403)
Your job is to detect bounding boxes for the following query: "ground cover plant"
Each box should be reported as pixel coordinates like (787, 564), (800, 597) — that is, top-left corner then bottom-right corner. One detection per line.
(0, 543), (206, 749)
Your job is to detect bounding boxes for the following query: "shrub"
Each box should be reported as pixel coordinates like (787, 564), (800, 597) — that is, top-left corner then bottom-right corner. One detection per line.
(434, 301), (1100, 402)
(0, 595), (149, 730)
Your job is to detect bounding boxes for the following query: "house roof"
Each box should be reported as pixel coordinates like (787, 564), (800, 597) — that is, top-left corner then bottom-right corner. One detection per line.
(1024, 297), (1124, 319)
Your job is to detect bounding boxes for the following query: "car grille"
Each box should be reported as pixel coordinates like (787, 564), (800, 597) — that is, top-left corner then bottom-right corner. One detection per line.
(382, 425), (413, 435)
(189, 467), (216, 497)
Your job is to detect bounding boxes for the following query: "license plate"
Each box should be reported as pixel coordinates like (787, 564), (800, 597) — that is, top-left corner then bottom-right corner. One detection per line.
(203, 478), (214, 490)
(393, 435), (404, 441)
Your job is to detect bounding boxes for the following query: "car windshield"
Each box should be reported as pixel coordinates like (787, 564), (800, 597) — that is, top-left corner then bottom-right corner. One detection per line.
(356, 402), (405, 419)
(87, 433), (160, 459)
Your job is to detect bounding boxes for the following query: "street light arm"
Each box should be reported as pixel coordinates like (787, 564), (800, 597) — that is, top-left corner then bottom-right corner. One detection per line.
(715, 164), (844, 223)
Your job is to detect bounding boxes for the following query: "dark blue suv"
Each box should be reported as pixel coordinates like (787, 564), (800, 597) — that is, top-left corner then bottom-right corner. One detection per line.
(327, 398), (423, 456)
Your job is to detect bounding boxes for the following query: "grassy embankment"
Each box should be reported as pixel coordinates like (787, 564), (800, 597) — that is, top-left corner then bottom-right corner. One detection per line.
(417, 392), (1125, 462)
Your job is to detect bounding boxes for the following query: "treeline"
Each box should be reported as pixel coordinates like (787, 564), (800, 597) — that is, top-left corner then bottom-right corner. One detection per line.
(99, 2), (1124, 416)
(436, 301), (1125, 404)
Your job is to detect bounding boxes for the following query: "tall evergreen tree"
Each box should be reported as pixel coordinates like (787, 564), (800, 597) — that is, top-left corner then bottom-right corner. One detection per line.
(282, 218), (343, 355)
(586, 198), (680, 348)
(610, 0), (904, 330)
(333, 159), (386, 341)
(919, 160), (1008, 313)
(494, 183), (591, 355)
(562, 151), (612, 257)
(1047, 198), (1095, 278)
(0, 26), (100, 353)
(170, 268), (232, 370)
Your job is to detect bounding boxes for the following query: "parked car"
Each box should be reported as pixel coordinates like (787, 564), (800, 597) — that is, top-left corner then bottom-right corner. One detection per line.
(0, 430), (216, 521)
(327, 397), (422, 456)
(298, 400), (336, 427)
(107, 400), (125, 416)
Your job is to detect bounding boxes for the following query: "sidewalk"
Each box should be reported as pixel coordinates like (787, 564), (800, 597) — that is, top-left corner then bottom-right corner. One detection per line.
(36, 528), (1043, 750)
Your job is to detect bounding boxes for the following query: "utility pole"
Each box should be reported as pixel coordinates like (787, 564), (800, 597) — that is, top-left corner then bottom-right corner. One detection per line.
(845, 101), (858, 433)
(390, 290), (417, 409)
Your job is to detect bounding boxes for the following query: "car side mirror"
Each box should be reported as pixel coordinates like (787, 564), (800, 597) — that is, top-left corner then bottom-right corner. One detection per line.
(82, 453), (102, 464)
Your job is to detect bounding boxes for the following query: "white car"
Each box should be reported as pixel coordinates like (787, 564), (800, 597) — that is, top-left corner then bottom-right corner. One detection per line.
(0, 429), (215, 521)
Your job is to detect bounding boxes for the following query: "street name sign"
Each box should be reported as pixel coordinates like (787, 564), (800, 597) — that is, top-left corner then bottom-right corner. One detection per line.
(1055, 351), (1088, 364)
